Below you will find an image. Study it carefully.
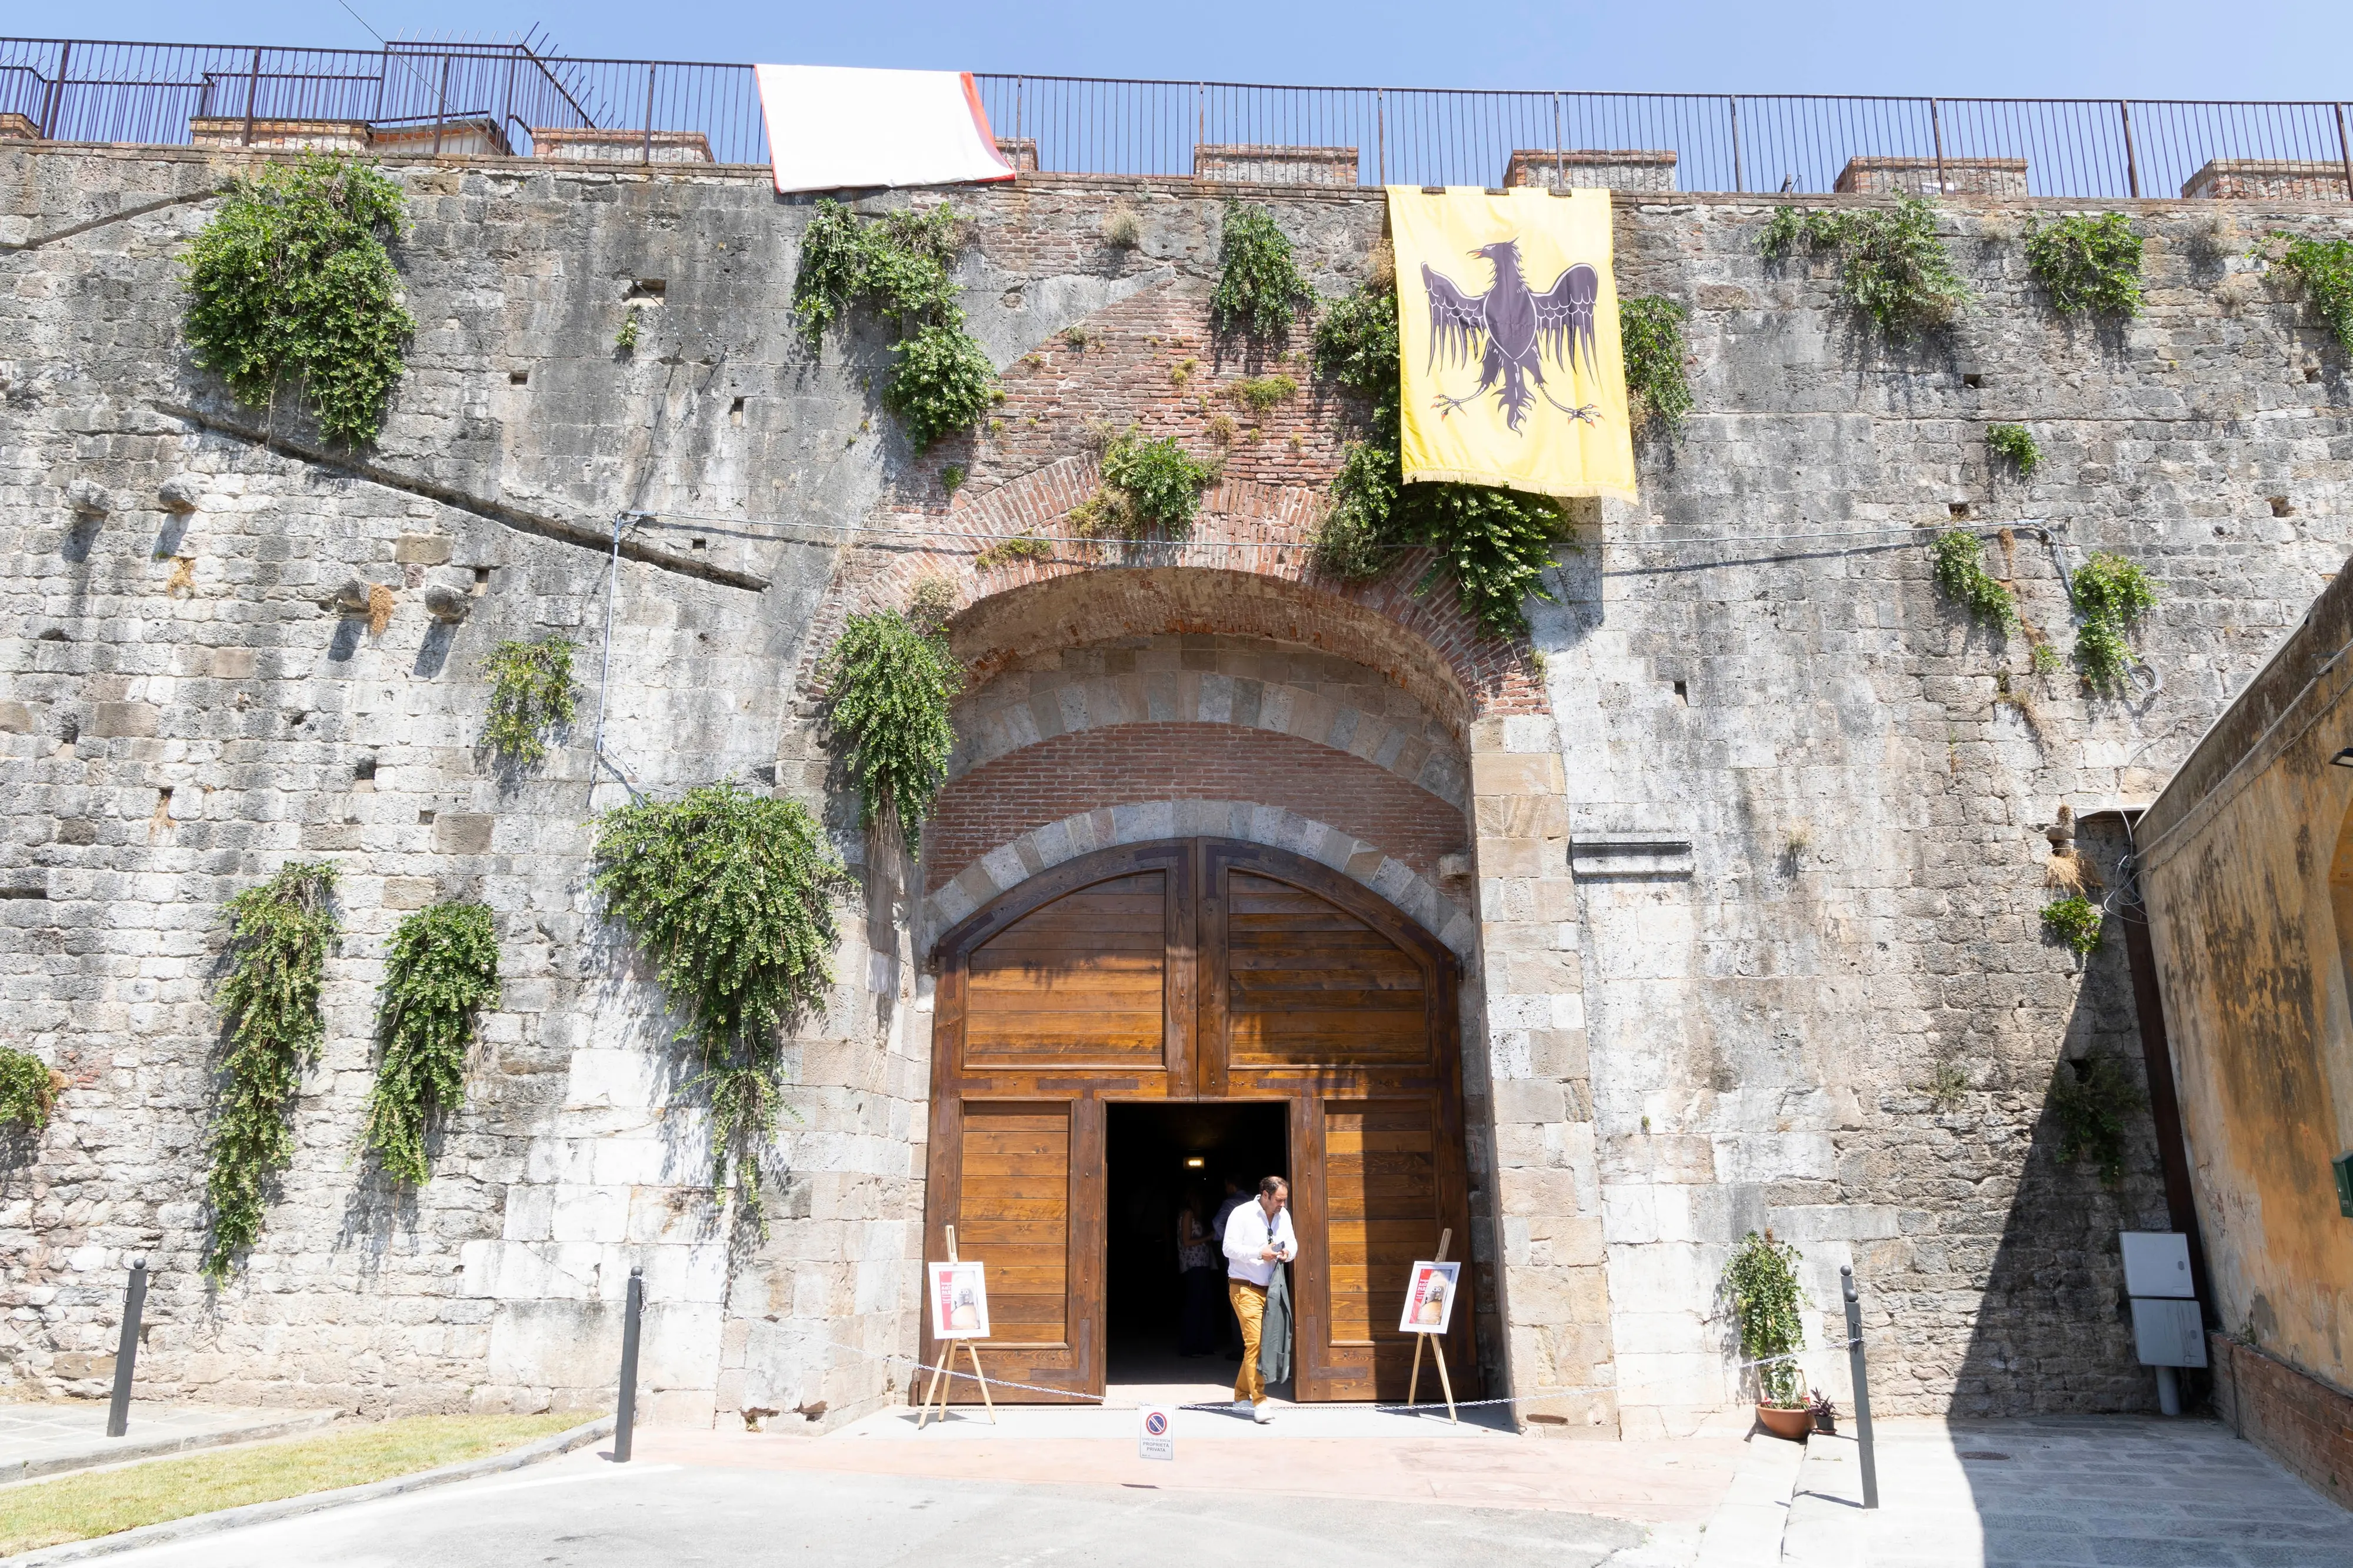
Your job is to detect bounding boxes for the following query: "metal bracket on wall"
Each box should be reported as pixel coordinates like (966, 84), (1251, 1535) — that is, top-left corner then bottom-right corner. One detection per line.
(1568, 836), (1695, 881)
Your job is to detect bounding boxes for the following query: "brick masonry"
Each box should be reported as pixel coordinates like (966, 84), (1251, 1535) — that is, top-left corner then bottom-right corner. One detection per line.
(2, 141), (2351, 1437)
(2209, 1332), (2353, 1504)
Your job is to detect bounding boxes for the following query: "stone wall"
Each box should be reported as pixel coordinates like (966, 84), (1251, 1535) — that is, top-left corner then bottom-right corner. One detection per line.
(4, 139), (2352, 1433)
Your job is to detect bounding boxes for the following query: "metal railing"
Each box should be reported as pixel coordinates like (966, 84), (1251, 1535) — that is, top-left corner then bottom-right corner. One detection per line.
(4, 37), (2351, 201)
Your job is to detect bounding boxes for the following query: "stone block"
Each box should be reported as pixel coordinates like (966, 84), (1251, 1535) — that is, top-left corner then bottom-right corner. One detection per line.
(433, 812), (496, 855)
(0, 700), (35, 733)
(382, 876), (439, 909)
(84, 702), (159, 738)
(395, 533), (454, 565)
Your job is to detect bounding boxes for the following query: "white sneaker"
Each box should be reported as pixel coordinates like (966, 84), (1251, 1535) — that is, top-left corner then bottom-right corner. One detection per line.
(1232, 1399), (1252, 1416)
(1252, 1402), (1274, 1424)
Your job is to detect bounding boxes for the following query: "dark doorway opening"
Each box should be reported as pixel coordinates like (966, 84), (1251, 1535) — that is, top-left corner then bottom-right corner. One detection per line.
(1104, 1100), (1288, 1386)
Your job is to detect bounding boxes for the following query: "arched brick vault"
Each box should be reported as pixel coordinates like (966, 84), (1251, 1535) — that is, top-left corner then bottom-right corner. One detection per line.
(789, 458), (1550, 732)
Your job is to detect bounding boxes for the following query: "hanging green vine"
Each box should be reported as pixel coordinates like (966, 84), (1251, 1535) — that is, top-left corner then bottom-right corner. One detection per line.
(2047, 1054), (2144, 1188)
(1307, 280), (1567, 636)
(364, 902), (500, 1186)
(2070, 551), (2157, 694)
(1211, 204), (1314, 338)
(1619, 295), (1694, 431)
(593, 783), (849, 1230)
(2024, 214), (2144, 318)
(181, 155), (414, 446)
(2041, 893), (2104, 957)
(2267, 233), (2353, 356)
(0, 1046), (57, 1129)
(1761, 199), (1972, 337)
(1929, 529), (2018, 634)
(1985, 423), (2042, 476)
(1723, 1230), (1807, 1408)
(480, 636), (578, 768)
(822, 609), (965, 846)
(205, 862), (339, 1280)
(792, 200), (998, 449)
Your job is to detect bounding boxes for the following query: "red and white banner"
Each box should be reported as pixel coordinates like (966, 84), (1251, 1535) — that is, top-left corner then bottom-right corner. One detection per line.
(754, 65), (1015, 195)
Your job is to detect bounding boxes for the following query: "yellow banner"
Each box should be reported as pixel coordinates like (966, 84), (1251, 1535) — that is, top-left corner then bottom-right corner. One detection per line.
(1390, 186), (1637, 502)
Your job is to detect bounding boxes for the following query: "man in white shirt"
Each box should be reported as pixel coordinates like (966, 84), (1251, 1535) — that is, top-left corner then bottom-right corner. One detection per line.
(1222, 1175), (1299, 1423)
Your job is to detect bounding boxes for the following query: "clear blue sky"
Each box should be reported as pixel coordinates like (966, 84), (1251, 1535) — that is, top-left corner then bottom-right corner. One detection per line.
(49, 1), (2340, 98)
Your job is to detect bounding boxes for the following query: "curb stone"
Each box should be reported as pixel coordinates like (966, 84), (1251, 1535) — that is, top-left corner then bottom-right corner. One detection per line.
(0, 1410), (341, 1486)
(6, 1414), (616, 1564)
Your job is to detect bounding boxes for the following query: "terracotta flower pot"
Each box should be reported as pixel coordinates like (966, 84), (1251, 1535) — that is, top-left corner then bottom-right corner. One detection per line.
(1757, 1403), (1813, 1441)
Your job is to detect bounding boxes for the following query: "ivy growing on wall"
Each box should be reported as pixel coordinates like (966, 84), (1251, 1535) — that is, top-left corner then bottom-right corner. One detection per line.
(592, 784), (849, 1230)
(792, 200), (999, 449)
(182, 155), (415, 446)
(364, 901), (501, 1186)
(2267, 233), (2353, 356)
(0, 1046), (57, 1130)
(1985, 423), (2042, 476)
(2041, 893), (2103, 958)
(1618, 295), (1694, 432)
(205, 862), (340, 1280)
(1072, 429), (1222, 539)
(1307, 280), (1567, 636)
(1760, 199), (1972, 337)
(1929, 529), (2018, 635)
(823, 609), (965, 846)
(2070, 551), (2157, 694)
(2024, 214), (2144, 318)
(1211, 204), (1315, 338)
(480, 636), (578, 768)
(2047, 1053), (2144, 1188)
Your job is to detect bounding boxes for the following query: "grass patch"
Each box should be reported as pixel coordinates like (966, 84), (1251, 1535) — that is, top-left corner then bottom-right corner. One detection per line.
(0, 1412), (584, 1554)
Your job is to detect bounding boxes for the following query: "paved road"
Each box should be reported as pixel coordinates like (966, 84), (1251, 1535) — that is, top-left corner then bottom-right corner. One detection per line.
(100, 1452), (1696, 1568)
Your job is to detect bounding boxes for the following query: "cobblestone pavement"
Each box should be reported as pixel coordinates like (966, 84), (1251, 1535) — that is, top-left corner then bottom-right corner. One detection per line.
(1781, 1416), (2353, 1567)
(0, 1403), (338, 1483)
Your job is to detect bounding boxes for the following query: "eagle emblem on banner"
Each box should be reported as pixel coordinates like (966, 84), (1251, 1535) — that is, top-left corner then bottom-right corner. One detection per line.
(1389, 186), (1637, 502)
(1424, 240), (1602, 433)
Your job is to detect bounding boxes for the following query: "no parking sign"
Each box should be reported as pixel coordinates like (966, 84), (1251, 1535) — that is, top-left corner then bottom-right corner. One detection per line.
(1137, 1404), (1174, 1462)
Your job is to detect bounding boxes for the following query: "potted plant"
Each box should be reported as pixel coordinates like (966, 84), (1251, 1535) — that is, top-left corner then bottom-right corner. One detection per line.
(1808, 1388), (1838, 1436)
(1725, 1229), (1811, 1440)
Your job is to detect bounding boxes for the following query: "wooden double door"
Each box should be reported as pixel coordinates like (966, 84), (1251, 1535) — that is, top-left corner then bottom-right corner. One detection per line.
(921, 837), (1478, 1403)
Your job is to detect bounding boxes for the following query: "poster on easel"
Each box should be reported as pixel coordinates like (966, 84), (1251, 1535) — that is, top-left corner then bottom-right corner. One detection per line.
(1398, 1260), (1461, 1335)
(929, 1260), (990, 1340)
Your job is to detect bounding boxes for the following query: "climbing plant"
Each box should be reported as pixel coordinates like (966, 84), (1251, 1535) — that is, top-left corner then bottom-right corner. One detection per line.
(1929, 529), (2018, 634)
(1722, 1230), (1807, 1409)
(822, 609), (965, 846)
(2024, 213), (2144, 318)
(592, 783), (849, 1230)
(2041, 893), (2104, 957)
(2069, 551), (2157, 694)
(0, 1046), (56, 1130)
(2047, 1054), (2144, 1188)
(791, 200), (998, 449)
(1985, 422), (2042, 476)
(2267, 233), (2353, 356)
(1210, 204), (1314, 338)
(1760, 199), (1972, 336)
(1619, 295), (1694, 432)
(181, 155), (415, 446)
(205, 861), (340, 1280)
(1307, 281), (1567, 636)
(479, 636), (578, 768)
(364, 902), (499, 1186)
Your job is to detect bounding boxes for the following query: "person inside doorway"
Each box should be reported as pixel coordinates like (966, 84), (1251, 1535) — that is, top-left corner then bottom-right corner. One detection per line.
(1224, 1175), (1298, 1423)
(1176, 1189), (1220, 1357)
(1212, 1174), (1249, 1360)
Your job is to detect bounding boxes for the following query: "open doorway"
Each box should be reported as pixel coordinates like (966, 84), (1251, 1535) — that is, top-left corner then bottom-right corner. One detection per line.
(1104, 1100), (1288, 1389)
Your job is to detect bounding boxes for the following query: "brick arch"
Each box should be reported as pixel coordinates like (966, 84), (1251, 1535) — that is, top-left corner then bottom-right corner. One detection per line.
(949, 631), (1469, 808)
(919, 799), (1474, 960)
(791, 456), (1549, 732)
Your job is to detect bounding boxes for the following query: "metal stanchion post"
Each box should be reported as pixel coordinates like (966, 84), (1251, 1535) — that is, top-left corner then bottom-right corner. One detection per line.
(613, 1266), (644, 1462)
(1841, 1265), (1879, 1510)
(104, 1257), (149, 1439)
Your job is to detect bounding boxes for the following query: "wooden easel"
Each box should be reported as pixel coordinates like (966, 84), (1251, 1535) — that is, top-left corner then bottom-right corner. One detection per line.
(918, 1225), (997, 1429)
(1404, 1227), (1458, 1425)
